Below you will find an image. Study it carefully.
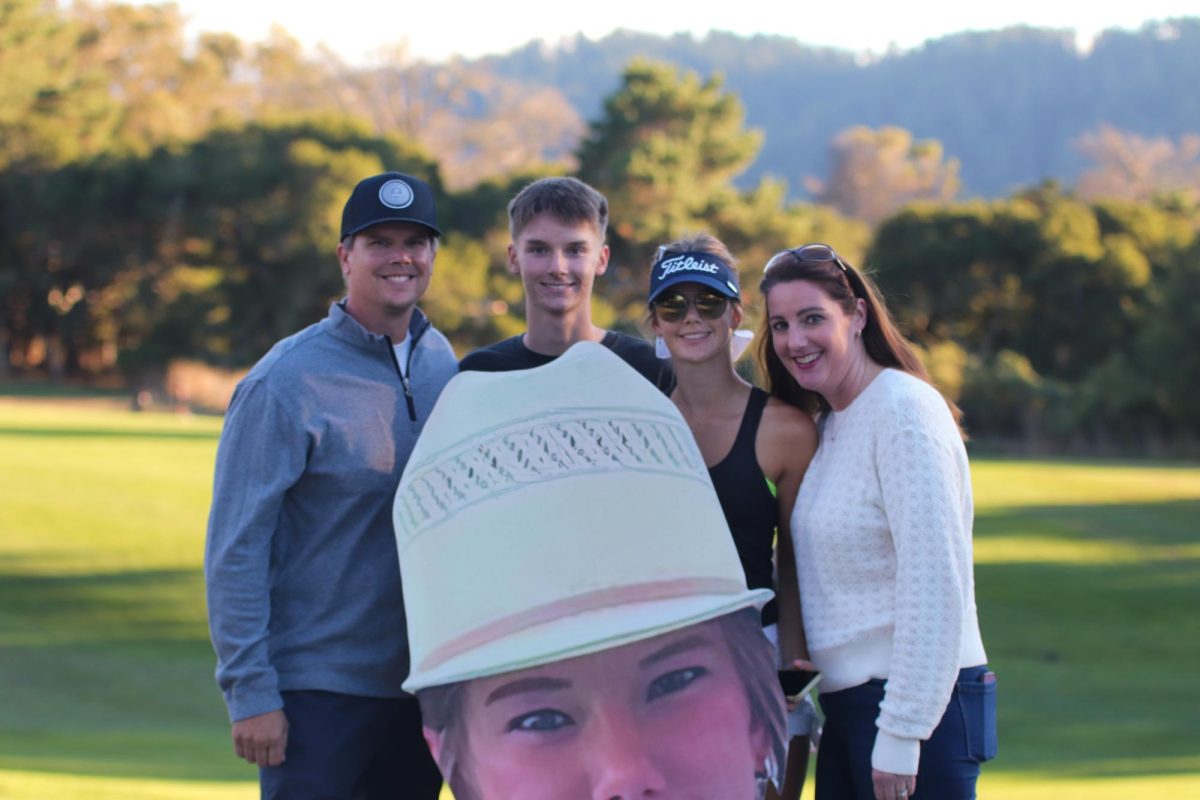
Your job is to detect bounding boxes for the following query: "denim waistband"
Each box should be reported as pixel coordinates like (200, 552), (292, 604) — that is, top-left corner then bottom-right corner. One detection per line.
(856, 665), (990, 691)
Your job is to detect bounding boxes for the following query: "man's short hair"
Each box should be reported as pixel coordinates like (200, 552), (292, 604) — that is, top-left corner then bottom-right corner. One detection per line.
(507, 177), (609, 241)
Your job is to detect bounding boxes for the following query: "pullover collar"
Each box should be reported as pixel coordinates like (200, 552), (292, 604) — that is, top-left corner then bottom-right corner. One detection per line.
(324, 300), (431, 351)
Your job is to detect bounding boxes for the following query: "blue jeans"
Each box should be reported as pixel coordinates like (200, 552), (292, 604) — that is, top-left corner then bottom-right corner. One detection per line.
(815, 666), (998, 800)
(260, 690), (442, 800)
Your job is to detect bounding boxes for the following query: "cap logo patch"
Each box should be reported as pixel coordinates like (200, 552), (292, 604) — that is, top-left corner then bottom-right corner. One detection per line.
(658, 254), (720, 278)
(379, 179), (415, 209)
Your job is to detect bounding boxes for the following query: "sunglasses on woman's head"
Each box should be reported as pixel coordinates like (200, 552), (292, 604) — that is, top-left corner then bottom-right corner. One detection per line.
(765, 243), (849, 274)
(653, 291), (730, 322)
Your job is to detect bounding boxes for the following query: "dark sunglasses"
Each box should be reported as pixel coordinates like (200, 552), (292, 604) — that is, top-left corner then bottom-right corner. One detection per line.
(765, 243), (849, 273)
(653, 291), (730, 322)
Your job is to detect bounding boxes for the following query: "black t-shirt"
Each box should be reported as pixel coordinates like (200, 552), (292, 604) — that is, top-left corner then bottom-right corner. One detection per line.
(459, 332), (675, 395)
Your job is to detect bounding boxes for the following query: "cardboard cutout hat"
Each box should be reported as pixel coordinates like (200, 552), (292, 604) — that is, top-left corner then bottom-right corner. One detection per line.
(395, 342), (771, 692)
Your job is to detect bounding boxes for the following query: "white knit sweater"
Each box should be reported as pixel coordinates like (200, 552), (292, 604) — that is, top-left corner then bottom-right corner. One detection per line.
(791, 369), (987, 775)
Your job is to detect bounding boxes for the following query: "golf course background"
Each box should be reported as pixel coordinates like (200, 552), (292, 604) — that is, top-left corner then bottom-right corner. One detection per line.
(2, 397), (1197, 799)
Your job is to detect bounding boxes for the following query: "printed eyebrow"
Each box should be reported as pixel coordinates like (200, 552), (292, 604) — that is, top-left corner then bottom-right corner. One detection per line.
(637, 634), (710, 669)
(485, 676), (571, 705)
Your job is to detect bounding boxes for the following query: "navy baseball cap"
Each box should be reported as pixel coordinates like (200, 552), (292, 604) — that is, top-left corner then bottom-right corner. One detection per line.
(341, 172), (442, 240)
(648, 250), (740, 303)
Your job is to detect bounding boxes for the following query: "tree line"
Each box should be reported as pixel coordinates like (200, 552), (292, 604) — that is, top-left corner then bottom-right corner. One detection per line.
(2, 1), (1197, 450)
(483, 20), (1200, 198)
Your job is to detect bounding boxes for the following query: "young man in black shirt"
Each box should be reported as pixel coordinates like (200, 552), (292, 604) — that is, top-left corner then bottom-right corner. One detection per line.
(459, 177), (673, 392)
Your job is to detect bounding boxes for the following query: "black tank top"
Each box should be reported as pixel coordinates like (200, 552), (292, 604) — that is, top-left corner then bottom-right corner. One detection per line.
(707, 388), (780, 626)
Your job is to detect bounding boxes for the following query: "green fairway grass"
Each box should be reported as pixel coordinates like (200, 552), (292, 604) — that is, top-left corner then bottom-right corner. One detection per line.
(1, 398), (1197, 799)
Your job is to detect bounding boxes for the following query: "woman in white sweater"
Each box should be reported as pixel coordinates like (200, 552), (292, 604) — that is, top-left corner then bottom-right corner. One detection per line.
(755, 245), (997, 800)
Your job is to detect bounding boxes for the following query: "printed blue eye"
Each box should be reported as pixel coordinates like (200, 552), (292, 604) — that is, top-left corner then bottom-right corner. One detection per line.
(507, 709), (574, 732)
(647, 666), (706, 701)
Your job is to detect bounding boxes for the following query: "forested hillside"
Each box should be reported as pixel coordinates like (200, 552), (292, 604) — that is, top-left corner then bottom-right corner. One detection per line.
(479, 20), (1200, 197)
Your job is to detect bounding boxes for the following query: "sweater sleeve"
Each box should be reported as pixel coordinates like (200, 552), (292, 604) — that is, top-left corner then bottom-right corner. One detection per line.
(871, 412), (969, 775)
(204, 379), (307, 722)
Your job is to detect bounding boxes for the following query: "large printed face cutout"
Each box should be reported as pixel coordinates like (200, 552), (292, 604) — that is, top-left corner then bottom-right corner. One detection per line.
(397, 345), (786, 800)
(420, 612), (780, 800)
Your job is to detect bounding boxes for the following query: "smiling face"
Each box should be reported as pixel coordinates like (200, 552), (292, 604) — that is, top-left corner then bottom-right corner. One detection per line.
(766, 279), (868, 409)
(508, 213), (608, 320)
(338, 220), (436, 336)
(651, 282), (741, 365)
(426, 619), (771, 800)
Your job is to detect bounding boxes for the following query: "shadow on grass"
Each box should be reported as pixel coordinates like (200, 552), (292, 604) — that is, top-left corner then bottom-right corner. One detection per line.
(0, 426), (219, 441)
(0, 565), (248, 781)
(974, 498), (1200, 548)
(0, 382), (130, 399)
(0, 565), (210, 640)
(972, 499), (1200, 779)
(968, 450), (1200, 470)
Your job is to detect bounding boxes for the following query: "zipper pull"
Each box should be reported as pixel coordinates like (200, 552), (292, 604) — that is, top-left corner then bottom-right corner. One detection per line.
(401, 373), (416, 421)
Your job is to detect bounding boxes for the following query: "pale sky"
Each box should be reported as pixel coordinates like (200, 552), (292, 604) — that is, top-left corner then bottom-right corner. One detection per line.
(133, 1), (1196, 63)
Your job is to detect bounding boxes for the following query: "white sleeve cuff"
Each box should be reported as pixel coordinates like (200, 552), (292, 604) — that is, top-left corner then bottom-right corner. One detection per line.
(872, 729), (921, 775)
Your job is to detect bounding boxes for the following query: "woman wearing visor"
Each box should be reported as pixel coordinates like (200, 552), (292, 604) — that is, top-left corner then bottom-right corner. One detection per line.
(646, 233), (819, 798)
(756, 244), (997, 800)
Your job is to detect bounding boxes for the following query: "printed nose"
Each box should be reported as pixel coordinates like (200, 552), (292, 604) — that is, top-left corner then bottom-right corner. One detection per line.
(587, 710), (667, 800)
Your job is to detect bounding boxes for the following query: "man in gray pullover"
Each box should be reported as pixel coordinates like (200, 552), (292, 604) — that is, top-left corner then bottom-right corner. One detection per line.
(205, 172), (457, 798)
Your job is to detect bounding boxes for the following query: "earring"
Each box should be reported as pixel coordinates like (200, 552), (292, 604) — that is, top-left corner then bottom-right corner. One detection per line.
(655, 336), (670, 359)
(730, 329), (754, 361)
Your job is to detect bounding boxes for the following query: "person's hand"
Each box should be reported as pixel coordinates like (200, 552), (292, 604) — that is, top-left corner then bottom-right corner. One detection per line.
(232, 709), (288, 767)
(872, 768), (916, 800)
